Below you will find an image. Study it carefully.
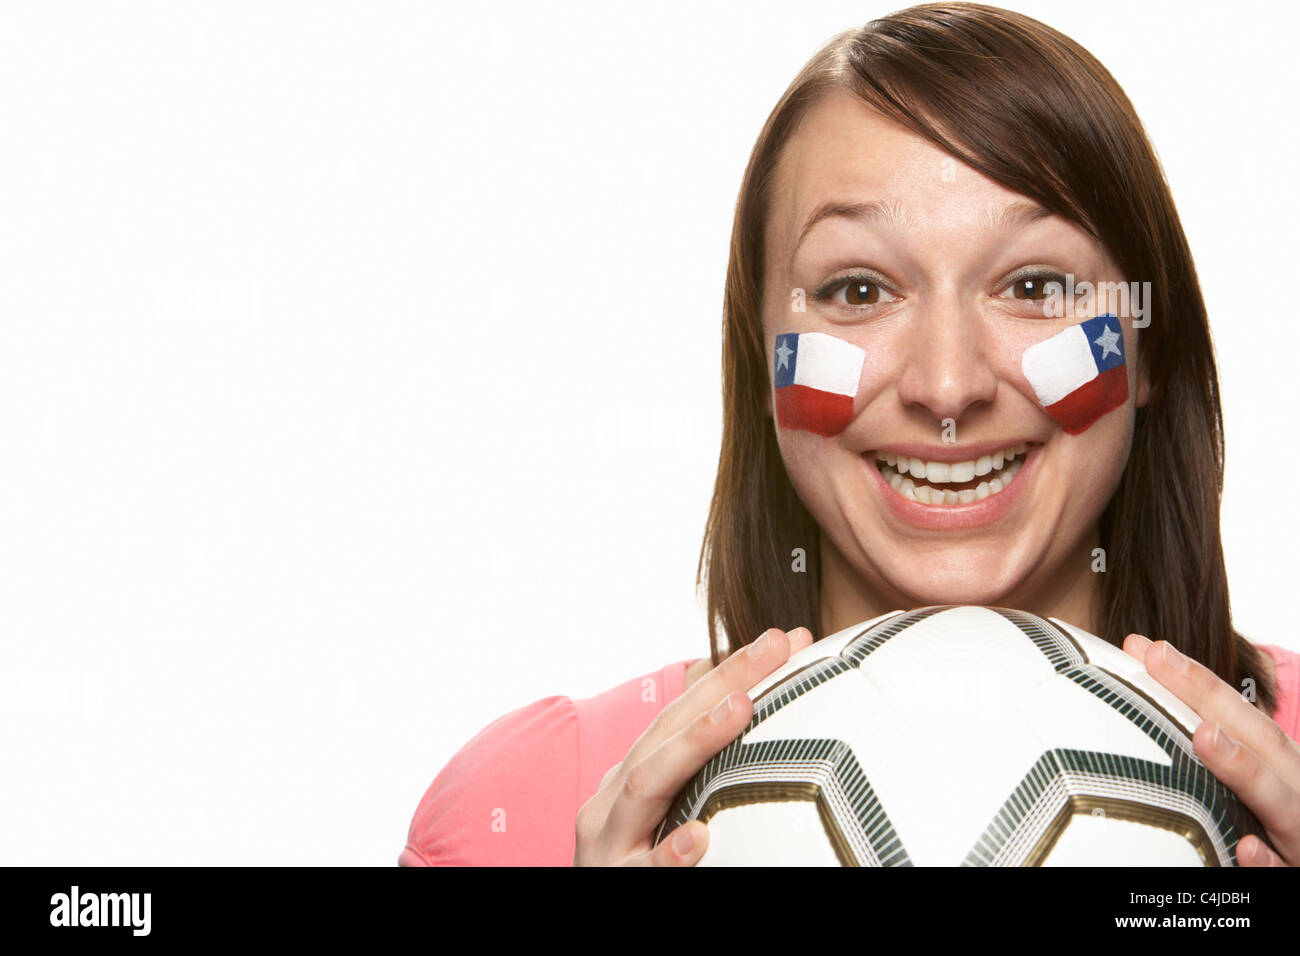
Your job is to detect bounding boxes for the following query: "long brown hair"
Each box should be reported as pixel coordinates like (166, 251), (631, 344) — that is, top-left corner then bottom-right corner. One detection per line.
(697, 2), (1278, 716)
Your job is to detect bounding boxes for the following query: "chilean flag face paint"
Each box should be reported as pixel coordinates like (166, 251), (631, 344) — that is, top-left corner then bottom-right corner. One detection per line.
(1021, 313), (1128, 435)
(773, 331), (866, 437)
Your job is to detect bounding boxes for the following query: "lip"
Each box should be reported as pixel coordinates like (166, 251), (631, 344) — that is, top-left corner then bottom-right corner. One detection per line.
(862, 442), (1041, 531)
(867, 438), (1036, 463)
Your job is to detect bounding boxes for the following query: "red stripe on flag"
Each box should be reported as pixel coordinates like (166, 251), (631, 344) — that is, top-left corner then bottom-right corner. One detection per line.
(775, 385), (854, 437)
(1045, 365), (1129, 434)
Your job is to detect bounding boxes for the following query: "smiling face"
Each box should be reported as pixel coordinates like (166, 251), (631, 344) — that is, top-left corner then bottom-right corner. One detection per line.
(763, 90), (1150, 634)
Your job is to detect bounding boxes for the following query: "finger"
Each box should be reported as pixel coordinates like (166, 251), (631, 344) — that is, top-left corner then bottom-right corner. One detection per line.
(1139, 638), (1300, 794)
(1194, 720), (1300, 866)
(618, 627), (800, 772)
(581, 628), (810, 832)
(1237, 833), (1291, 868)
(574, 759), (624, 829)
(626, 820), (710, 867)
(788, 625), (815, 655)
(601, 685), (755, 853)
(676, 626), (814, 731)
(1122, 632), (1151, 661)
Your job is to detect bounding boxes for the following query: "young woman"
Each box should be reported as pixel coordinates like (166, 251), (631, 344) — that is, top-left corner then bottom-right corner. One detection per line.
(399, 3), (1300, 867)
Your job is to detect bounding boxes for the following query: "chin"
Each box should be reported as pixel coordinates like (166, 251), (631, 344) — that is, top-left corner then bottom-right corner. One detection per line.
(875, 551), (1031, 610)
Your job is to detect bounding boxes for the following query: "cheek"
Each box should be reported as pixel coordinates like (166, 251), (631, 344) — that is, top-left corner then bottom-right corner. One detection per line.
(771, 331), (866, 438)
(773, 428), (843, 527)
(1020, 315), (1129, 435)
(1056, 412), (1134, 521)
(776, 429), (835, 475)
(857, 345), (896, 398)
(769, 326), (911, 442)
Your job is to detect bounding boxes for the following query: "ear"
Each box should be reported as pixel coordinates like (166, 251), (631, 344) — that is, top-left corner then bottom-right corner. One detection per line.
(1135, 354), (1151, 409)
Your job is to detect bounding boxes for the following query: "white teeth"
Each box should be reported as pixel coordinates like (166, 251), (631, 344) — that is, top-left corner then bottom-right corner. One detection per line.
(872, 445), (1030, 485)
(871, 444), (1030, 506)
(950, 460), (975, 482)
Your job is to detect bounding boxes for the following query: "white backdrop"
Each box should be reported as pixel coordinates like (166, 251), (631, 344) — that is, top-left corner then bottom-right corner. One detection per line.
(0, 0), (1295, 865)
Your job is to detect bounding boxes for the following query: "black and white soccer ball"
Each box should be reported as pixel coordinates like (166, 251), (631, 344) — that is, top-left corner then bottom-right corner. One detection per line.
(654, 606), (1267, 866)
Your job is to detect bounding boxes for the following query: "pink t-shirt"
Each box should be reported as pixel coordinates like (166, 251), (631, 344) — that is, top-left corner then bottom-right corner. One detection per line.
(399, 644), (1300, 867)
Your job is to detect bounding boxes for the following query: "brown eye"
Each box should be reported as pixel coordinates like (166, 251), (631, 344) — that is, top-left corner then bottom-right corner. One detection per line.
(998, 271), (1068, 303)
(844, 280), (880, 305)
(812, 273), (899, 308)
(1012, 277), (1049, 300)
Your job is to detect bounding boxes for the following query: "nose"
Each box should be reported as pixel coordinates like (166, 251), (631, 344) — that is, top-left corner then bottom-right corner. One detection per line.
(894, 304), (999, 426)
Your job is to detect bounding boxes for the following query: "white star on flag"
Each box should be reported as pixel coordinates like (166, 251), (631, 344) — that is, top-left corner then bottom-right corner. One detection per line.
(1093, 324), (1121, 360)
(776, 340), (794, 371)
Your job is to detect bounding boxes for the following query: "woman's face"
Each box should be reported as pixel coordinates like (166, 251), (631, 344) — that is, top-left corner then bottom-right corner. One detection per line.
(762, 91), (1149, 630)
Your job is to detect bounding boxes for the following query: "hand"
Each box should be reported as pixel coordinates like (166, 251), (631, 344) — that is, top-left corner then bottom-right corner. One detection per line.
(1122, 634), (1300, 867)
(573, 626), (815, 866)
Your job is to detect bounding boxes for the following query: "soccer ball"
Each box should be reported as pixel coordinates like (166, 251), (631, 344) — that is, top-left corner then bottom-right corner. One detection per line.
(654, 606), (1267, 866)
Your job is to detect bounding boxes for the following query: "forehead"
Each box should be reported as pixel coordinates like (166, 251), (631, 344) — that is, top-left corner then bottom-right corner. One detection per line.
(766, 89), (1034, 266)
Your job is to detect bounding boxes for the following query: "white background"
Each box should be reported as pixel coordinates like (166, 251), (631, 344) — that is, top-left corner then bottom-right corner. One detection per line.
(1, 0), (1295, 865)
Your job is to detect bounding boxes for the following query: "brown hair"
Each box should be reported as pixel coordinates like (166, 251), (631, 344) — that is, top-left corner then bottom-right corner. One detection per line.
(697, 2), (1278, 716)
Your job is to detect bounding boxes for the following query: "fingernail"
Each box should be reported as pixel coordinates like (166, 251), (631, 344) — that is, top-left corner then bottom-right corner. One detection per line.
(673, 826), (695, 855)
(1128, 634), (1151, 652)
(747, 631), (772, 660)
(1250, 839), (1267, 865)
(710, 693), (734, 724)
(1161, 641), (1190, 674)
(1212, 723), (1237, 756)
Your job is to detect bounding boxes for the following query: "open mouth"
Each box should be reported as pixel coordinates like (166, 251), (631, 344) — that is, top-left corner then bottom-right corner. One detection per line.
(867, 443), (1029, 506)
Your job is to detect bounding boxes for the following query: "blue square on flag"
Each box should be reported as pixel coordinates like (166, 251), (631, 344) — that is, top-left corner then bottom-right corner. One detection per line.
(1082, 314), (1125, 372)
(774, 333), (799, 388)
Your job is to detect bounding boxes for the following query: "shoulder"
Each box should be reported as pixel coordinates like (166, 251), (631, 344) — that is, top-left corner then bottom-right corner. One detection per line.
(1252, 643), (1300, 743)
(568, 657), (701, 806)
(398, 657), (702, 867)
(399, 694), (580, 867)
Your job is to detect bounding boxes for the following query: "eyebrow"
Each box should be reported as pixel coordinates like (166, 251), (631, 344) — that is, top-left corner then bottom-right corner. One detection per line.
(984, 200), (1055, 233)
(789, 198), (1055, 270)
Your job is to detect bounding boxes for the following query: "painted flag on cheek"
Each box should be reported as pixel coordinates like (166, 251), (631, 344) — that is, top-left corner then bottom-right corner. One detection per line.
(773, 331), (866, 437)
(1021, 313), (1128, 435)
